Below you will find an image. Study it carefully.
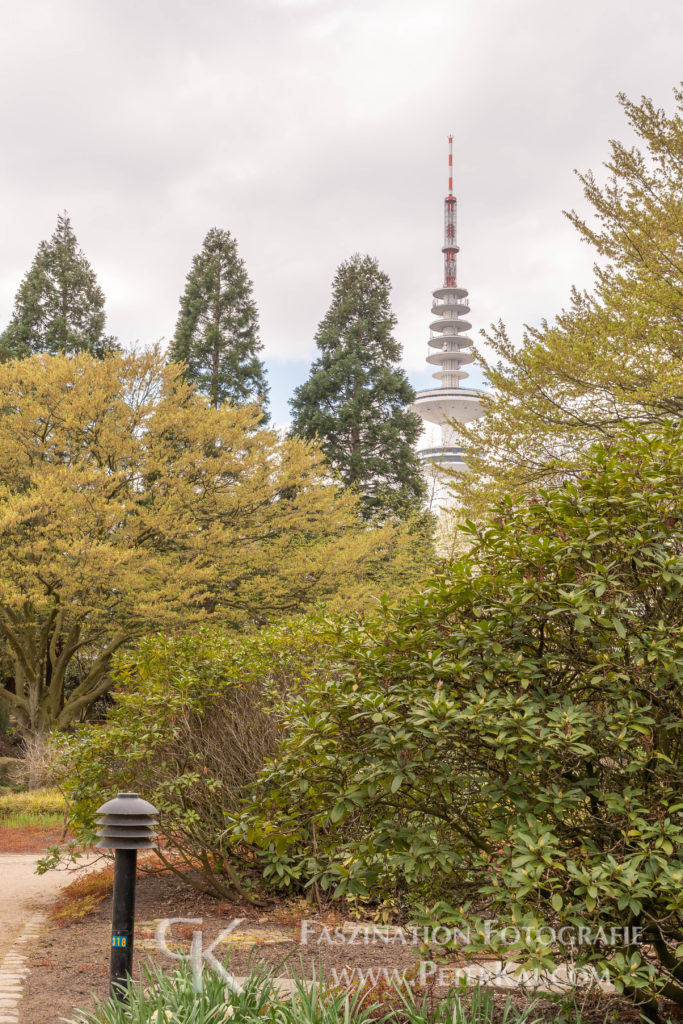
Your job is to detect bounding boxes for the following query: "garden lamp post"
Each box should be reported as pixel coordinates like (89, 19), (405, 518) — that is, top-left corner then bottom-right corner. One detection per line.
(95, 792), (158, 1001)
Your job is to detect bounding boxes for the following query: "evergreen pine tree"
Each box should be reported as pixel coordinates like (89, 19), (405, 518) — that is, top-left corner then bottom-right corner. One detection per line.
(290, 254), (426, 519)
(169, 228), (269, 415)
(0, 213), (118, 362)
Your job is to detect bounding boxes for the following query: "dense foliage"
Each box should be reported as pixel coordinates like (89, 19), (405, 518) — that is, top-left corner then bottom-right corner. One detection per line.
(452, 88), (683, 514)
(0, 350), (421, 736)
(52, 622), (331, 897)
(0, 213), (118, 362)
(242, 423), (683, 1018)
(169, 227), (269, 415)
(290, 254), (426, 520)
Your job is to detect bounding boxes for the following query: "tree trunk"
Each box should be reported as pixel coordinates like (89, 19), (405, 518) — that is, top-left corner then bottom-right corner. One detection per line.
(0, 602), (131, 737)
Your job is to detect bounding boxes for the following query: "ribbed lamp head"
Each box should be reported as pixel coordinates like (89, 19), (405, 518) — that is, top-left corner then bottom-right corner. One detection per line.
(95, 792), (158, 850)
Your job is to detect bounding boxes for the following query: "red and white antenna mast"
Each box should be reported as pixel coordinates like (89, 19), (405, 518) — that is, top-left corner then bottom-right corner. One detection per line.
(442, 134), (458, 287)
(448, 133), (453, 194)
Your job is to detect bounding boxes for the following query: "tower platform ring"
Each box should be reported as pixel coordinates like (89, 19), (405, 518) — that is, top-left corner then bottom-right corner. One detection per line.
(432, 286), (468, 299)
(428, 337), (472, 350)
(410, 387), (485, 427)
(430, 318), (472, 334)
(431, 303), (470, 316)
(433, 369), (468, 381)
(426, 353), (473, 366)
(417, 446), (467, 470)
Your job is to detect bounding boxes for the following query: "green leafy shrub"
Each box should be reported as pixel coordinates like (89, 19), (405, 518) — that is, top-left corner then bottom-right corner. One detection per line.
(51, 619), (333, 898)
(240, 423), (683, 1019)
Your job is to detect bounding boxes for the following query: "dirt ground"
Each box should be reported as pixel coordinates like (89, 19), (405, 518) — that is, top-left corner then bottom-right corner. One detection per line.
(16, 868), (683, 1024)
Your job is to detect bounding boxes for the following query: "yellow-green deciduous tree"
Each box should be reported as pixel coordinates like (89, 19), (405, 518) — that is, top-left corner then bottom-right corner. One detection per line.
(451, 87), (683, 515)
(0, 350), (425, 735)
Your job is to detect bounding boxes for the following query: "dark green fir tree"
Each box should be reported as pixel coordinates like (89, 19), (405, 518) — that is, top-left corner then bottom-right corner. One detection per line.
(0, 213), (118, 362)
(290, 253), (426, 520)
(169, 228), (269, 416)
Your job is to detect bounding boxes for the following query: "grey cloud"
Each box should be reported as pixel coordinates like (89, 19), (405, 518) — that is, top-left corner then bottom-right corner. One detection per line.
(0, 0), (681, 411)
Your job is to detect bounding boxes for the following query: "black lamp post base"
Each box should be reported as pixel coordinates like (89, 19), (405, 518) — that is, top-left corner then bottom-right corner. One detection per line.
(110, 848), (137, 1000)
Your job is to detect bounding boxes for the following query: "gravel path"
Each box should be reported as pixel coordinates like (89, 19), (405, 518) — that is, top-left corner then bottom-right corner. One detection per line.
(0, 854), (70, 963)
(0, 854), (78, 1023)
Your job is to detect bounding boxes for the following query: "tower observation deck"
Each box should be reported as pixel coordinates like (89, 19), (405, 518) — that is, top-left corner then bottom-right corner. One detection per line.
(410, 137), (484, 475)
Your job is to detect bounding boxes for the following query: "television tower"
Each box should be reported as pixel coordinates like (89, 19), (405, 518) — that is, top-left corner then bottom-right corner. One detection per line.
(410, 136), (484, 476)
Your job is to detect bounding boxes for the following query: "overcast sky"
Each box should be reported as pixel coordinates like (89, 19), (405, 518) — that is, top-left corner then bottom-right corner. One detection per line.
(1, 0), (681, 425)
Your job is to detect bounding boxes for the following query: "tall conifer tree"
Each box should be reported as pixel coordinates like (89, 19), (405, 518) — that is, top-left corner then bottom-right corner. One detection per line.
(290, 254), (426, 519)
(0, 213), (117, 362)
(169, 228), (269, 416)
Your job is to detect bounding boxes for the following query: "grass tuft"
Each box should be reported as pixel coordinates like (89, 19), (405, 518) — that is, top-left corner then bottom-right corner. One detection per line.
(63, 959), (551, 1024)
(0, 809), (64, 828)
